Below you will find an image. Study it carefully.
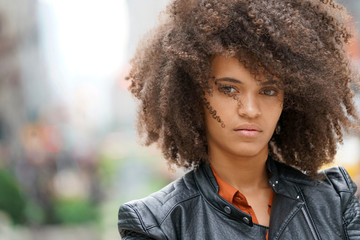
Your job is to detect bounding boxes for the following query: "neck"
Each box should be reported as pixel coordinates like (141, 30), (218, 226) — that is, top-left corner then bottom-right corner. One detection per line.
(209, 150), (270, 193)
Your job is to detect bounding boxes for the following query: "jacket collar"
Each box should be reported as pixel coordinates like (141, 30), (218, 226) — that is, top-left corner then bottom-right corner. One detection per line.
(194, 160), (256, 226)
(266, 157), (317, 199)
(266, 157), (315, 184)
(193, 157), (313, 227)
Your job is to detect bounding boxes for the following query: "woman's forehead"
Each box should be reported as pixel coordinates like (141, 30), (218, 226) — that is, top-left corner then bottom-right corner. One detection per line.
(210, 56), (282, 84)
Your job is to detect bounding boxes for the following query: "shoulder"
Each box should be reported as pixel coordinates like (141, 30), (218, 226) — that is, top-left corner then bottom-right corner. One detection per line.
(118, 170), (201, 238)
(273, 160), (357, 199)
(320, 166), (357, 194)
(276, 160), (358, 205)
(321, 166), (360, 238)
(274, 160), (356, 193)
(319, 166), (358, 212)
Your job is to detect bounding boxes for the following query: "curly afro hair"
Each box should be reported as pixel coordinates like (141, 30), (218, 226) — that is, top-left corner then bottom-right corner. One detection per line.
(127, 0), (359, 177)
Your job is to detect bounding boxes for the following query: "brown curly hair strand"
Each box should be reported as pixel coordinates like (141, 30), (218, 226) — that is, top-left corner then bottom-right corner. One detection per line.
(127, 0), (359, 177)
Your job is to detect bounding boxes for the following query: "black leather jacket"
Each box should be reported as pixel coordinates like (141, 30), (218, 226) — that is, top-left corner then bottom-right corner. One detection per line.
(118, 158), (360, 239)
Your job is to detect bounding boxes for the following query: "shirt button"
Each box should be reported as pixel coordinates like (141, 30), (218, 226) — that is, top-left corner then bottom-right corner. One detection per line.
(243, 217), (250, 224)
(224, 206), (231, 214)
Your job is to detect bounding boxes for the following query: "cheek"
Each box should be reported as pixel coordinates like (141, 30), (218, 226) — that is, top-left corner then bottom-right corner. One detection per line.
(203, 92), (234, 120)
(203, 99), (219, 129)
(264, 101), (283, 125)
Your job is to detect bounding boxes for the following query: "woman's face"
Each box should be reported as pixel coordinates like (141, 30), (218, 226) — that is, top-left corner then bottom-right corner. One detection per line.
(204, 56), (284, 161)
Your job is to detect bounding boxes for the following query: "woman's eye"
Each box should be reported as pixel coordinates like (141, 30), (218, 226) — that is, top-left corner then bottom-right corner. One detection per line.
(261, 88), (278, 96)
(218, 85), (237, 95)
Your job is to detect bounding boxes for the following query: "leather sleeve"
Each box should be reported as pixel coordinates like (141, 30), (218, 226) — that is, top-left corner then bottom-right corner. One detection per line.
(118, 203), (153, 239)
(121, 230), (155, 240)
(343, 194), (360, 239)
(324, 166), (360, 239)
(339, 167), (360, 239)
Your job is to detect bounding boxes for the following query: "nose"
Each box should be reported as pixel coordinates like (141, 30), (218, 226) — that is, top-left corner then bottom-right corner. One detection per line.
(237, 94), (261, 118)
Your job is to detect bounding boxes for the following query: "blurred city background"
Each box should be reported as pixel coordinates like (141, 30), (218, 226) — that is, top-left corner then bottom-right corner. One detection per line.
(0, 0), (359, 239)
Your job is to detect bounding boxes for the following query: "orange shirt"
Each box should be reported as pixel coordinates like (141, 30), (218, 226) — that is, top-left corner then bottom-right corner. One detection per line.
(212, 168), (273, 240)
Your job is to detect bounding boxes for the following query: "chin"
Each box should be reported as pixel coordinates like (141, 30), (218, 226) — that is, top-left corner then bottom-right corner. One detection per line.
(231, 146), (268, 159)
(234, 152), (263, 159)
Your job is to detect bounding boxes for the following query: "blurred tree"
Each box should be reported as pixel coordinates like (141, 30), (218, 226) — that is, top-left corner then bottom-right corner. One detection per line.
(0, 169), (26, 223)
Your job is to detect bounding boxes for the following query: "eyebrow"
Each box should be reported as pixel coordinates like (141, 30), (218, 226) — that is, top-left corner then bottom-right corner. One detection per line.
(214, 77), (281, 87)
(214, 77), (241, 84)
(260, 80), (281, 87)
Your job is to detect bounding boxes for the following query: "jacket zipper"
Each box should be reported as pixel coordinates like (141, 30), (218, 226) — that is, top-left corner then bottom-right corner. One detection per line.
(301, 206), (320, 240)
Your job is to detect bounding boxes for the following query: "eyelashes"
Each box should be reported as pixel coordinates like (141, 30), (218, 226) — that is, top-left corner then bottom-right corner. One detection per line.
(216, 83), (280, 97)
(260, 88), (280, 96)
(217, 84), (238, 95)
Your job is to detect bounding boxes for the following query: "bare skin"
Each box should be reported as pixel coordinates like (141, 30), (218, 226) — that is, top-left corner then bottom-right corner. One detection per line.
(204, 56), (284, 226)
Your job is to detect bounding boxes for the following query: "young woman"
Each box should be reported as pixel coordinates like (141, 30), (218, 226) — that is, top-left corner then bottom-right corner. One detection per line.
(118, 0), (360, 239)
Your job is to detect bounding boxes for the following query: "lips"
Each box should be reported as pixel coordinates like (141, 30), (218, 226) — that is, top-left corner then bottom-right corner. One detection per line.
(234, 123), (262, 137)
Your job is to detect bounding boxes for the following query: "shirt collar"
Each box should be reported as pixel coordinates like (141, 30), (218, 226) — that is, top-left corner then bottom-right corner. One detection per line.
(211, 168), (239, 204)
